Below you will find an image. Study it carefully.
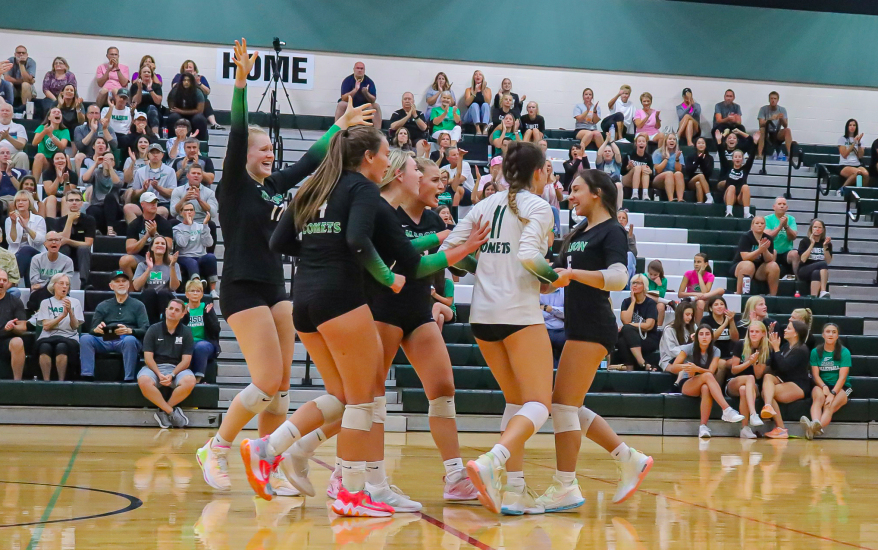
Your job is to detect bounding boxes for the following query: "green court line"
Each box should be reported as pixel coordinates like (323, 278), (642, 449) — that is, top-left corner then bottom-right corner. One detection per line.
(26, 428), (87, 550)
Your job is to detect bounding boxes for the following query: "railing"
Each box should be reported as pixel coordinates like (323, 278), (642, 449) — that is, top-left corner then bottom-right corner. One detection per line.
(784, 141), (803, 200)
(813, 163), (837, 219)
(842, 189), (861, 254)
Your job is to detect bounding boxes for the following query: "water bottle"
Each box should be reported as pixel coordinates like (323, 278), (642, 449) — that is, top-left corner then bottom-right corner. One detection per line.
(25, 101), (34, 120)
(742, 276), (751, 294)
(599, 360), (607, 370)
(856, 174), (863, 187)
(162, 127), (168, 139)
(794, 290), (801, 298)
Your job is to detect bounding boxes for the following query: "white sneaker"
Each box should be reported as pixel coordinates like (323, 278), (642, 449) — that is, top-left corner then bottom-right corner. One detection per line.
(616, 138), (630, 144)
(210, 289), (220, 299)
(721, 408), (745, 423)
(744, 211), (754, 219)
(327, 472), (342, 499)
(196, 439), (231, 491)
(500, 485), (545, 515)
(749, 413), (764, 427)
(782, 274), (797, 280)
(270, 467), (301, 497)
(698, 425), (712, 438)
(705, 194), (714, 204)
(819, 290), (830, 298)
(612, 449), (653, 504)
(800, 416), (814, 440)
(536, 477), (585, 512)
(280, 449), (315, 497)
(366, 482), (422, 512)
(812, 419), (824, 436)
(466, 453), (503, 514)
(740, 426), (757, 439)
(652, 192), (661, 202)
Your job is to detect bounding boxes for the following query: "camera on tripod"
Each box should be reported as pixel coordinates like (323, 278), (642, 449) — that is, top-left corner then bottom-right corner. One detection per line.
(272, 37), (286, 53)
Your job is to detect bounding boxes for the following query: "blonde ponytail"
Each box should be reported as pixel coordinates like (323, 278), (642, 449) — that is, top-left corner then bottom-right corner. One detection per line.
(380, 148), (413, 188)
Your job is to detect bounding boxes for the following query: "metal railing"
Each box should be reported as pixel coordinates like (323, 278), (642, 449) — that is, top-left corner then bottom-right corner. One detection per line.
(784, 141), (803, 200)
(842, 189), (861, 254)
(813, 163), (838, 219)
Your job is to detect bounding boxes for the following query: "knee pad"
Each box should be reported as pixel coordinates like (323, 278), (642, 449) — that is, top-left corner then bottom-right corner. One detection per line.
(341, 402), (374, 432)
(313, 394), (345, 423)
(372, 396), (387, 424)
(513, 402), (550, 433)
(577, 407), (597, 434)
(237, 383), (273, 414)
(500, 403), (522, 432)
(266, 391), (290, 415)
(551, 404), (581, 434)
(428, 396), (456, 419)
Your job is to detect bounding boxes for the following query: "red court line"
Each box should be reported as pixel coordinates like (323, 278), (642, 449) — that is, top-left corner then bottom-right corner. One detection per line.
(311, 457), (497, 550)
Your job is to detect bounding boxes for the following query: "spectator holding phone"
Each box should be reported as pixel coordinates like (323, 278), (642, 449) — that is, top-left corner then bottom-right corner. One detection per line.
(676, 88), (701, 146)
(34, 273), (83, 381)
(127, 143), (175, 217)
(58, 190), (95, 284)
(174, 205), (218, 297)
(119, 192), (173, 277)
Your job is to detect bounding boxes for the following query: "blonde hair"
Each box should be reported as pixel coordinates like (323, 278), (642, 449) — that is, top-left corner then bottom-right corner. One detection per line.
(185, 279), (204, 293)
(740, 295), (765, 327)
(742, 320), (771, 364)
(791, 307), (813, 334)
(659, 132), (680, 159)
(13, 189), (34, 212)
(629, 273), (649, 291)
(470, 70), (486, 90)
(415, 157), (438, 173)
(247, 124), (269, 147)
(620, 84), (632, 93)
(526, 101), (539, 115)
(380, 148), (414, 188)
(47, 273), (70, 296)
(640, 92), (653, 103)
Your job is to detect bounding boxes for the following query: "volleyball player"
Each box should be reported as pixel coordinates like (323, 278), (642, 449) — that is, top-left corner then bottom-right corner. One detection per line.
(537, 169), (653, 512)
(441, 141), (559, 515)
(196, 39), (375, 496)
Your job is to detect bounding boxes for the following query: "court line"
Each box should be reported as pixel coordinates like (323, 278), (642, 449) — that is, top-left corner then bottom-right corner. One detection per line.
(26, 428), (87, 550)
(0, 481), (142, 528)
(311, 457), (497, 550)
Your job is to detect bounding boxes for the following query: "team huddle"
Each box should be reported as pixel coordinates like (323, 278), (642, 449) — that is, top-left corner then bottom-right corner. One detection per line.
(195, 39), (653, 518)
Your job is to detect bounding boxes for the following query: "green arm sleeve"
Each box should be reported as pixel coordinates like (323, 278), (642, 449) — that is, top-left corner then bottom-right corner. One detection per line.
(522, 256), (559, 284)
(415, 251), (450, 279)
(362, 246), (396, 287)
(231, 85), (247, 130)
(411, 233), (441, 254)
(451, 254), (478, 274)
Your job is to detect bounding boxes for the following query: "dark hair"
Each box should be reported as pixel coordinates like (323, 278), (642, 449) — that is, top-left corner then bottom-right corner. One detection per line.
(502, 141), (546, 223)
(707, 295), (727, 317)
(691, 323), (716, 368)
(559, 169), (618, 257)
(175, 73), (199, 108)
(725, 89), (735, 96)
(787, 319), (809, 350)
(673, 302), (698, 347)
(42, 108), (66, 130)
(175, 118), (192, 130)
(769, 91), (779, 99)
(167, 298), (185, 310)
(694, 136), (707, 150)
(56, 84), (79, 110)
(844, 118), (859, 139)
(817, 322), (844, 362)
(568, 144), (581, 160)
(647, 259), (664, 279)
(391, 128), (413, 150)
(694, 252), (712, 273)
(187, 163), (203, 173)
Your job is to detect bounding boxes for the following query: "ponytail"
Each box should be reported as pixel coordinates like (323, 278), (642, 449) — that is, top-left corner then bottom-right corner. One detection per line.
(380, 148), (413, 188)
(502, 141), (545, 224)
(792, 307), (813, 335)
(695, 252), (712, 273)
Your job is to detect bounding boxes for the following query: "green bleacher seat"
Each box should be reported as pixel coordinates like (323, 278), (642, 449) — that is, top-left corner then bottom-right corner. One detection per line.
(0, 380), (218, 408)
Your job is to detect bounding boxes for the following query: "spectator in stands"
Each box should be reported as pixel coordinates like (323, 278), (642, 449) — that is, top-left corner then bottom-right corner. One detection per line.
(595, 138), (624, 208)
(139, 298), (195, 428)
(622, 134), (653, 200)
(31, 108), (70, 182)
(645, 259), (672, 327)
(437, 169), (461, 208)
(42, 151), (78, 218)
(171, 163), (218, 221)
(678, 253), (724, 321)
(431, 91), (462, 144)
(55, 85), (85, 131)
(425, 72), (455, 112)
(617, 274), (660, 371)
(491, 93), (519, 133)
(166, 118), (192, 161)
(34, 273), (83, 381)
(58, 190), (94, 284)
(764, 196), (799, 279)
(441, 147), (474, 205)
(684, 136), (714, 203)
(131, 55), (163, 84)
(171, 138), (216, 187)
(435, 204), (455, 229)
(727, 320), (770, 438)
(100, 88), (132, 150)
(602, 85), (635, 143)
(17, 175), (41, 216)
(757, 91), (792, 160)
(0, 269), (26, 380)
(463, 70), (492, 135)
(6, 190), (46, 285)
(561, 144), (588, 188)
(27, 231), (73, 311)
(790, 307), (814, 346)
(0, 231), (20, 300)
(120, 191), (173, 277)
(837, 118), (868, 193)
(389, 92), (428, 145)
(0, 102), (29, 169)
(0, 145), (25, 205)
(182, 279), (219, 382)
(429, 132), (452, 168)
(41, 57), (77, 112)
(520, 101), (545, 143)
(334, 62), (382, 128)
(73, 104), (117, 166)
(798, 218), (832, 298)
(617, 209), (637, 284)
(123, 136), (150, 184)
(540, 287), (565, 367)
(473, 156), (506, 203)
(712, 89), (745, 136)
(174, 61), (224, 129)
(492, 78), (523, 115)
(739, 295), (779, 333)
(804, 323), (851, 439)
(573, 88), (603, 147)
(391, 127), (414, 152)
(731, 216), (780, 296)
(133, 236), (181, 324)
(634, 92), (664, 147)
(167, 74), (208, 140)
(703, 296), (738, 384)
(130, 66), (162, 135)
(126, 111), (159, 159)
(6, 46), (36, 105)
(760, 319), (811, 439)
(80, 271), (148, 381)
(676, 88), (701, 146)
(716, 129), (757, 218)
(175, 205), (217, 296)
(127, 144), (174, 217)
(95, 47), (130, 108)
(81, 146), (123, 223)
(0, 60), (15, 104)
(431, 276), (456, 330)
(659, 301), (696, 371)
(652, 132), (685, 201)
(490, 113), (521, 149)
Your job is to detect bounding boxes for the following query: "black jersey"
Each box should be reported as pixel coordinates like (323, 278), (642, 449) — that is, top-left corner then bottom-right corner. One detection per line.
(703, 314), (735, 358)
(718, 138), (757, 184)
(364, 199), (427, 300)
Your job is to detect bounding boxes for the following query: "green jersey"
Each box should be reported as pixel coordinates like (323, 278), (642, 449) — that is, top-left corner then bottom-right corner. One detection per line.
(187, 303), (206, 341)
(810, 346), (851, 388)
(645, 275), (668, 298)
(764, 213), (797, 254)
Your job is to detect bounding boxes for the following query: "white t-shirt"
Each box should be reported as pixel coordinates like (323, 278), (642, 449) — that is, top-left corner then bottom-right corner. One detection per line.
(440, 190), (554, 325)
(837, 136), (862, 166)
(441, 161), (475, 192)
(0, 120), (27, 152)
(166, 137), (187, 159)
(35, 296), (85, 341)
(611, 98), (637, 133)
(100, 106), (132, 135)
(541, 180), (563, 209)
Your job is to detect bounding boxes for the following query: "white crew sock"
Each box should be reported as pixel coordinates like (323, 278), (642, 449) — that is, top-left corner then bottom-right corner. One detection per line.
(212, 434), (233, 448)
(726, 204), (733, 215)
(365, 460), (386, 486)
(556, 470), (577, 486)
(341, 460), (366, 492)
(632, 189), (640, 199)
(507, 471), (525, 491)
(611, 442), (631, 462)
(333, 456), (342, 477)
(267, 421), (301, 457)
(292, 428), (326, 456)
(444, 458), (465, 482)
(490, 444), (510, 467)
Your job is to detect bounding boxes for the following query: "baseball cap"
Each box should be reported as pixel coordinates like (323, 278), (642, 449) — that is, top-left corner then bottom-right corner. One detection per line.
(682, 87), (692, 97)
(111, 270), (131, 281)
(133, 111), (147, 120)
(116, 88), (129, 97)
(147, 143), (164, 154)
(140, 191), (159, 203)
(490, 156), (503, 167)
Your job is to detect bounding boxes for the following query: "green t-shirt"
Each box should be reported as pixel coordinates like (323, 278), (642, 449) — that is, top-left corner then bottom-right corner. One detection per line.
(35, 125), (71, 157)
(764, 213), (797, 254)
(187, 303), (206, 342)
(810, 346), (852, 388)
(437, 190), (453, 208)
(491, 129), (523, 142)
(430, 106), (460, 131)
(443, 278), (456, 316)
(645, 274), (668, 298)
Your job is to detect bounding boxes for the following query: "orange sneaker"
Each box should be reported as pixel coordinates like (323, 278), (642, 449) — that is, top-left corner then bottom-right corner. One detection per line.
(331, 487), (395, 518)
(760, 405), (777, 419)
(765, 427), (788, 439)
(241, 436), (283, 501)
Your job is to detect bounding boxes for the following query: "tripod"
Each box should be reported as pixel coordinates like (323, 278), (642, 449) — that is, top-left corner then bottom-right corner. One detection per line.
(255, 38), (304, 171)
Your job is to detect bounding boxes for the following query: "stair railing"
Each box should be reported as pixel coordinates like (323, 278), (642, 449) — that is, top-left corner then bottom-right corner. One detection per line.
(842, 189), (861, 254)
(784, 141), (803, 200)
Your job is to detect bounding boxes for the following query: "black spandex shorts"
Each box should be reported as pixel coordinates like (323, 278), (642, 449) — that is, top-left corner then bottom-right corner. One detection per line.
(471, 323), (529, 342)
(220, 280), (289, 318)
(292, 289), (367, 333)
(371, 301), (433, 337)
(565, 309), (619, 353)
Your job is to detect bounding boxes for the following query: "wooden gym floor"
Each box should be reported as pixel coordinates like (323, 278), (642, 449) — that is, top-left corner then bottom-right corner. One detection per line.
(2, 426), (877, 549)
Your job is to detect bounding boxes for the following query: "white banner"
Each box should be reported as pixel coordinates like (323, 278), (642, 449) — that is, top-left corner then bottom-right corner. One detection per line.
(215, 48), (314, 90)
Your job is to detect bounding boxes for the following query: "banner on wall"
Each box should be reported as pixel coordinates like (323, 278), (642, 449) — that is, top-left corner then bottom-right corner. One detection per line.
(215, 48), (314, 89)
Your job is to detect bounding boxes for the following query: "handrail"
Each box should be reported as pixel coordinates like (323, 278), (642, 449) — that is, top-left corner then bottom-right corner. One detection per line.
(785, 141), (803, 200)
(813, 163), (834, 219)
(842, 189), (861, 254)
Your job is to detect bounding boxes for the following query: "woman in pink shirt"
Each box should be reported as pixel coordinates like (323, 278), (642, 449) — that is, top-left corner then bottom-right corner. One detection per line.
(634, 92), (665, 148)
(678, 253), (725, 321)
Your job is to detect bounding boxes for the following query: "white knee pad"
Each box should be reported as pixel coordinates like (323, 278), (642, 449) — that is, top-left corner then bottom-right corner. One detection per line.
(266, 391), (290, 415)
(372, 396), (387, 424)
(500, 403), (522, 432)
(341, 402), (375, 432)
(313, 394), (345, 423)
(551, 404), (581, 434)
(578, 407), (597, 434)
(428, 396), (456, 419)
(237, 384), (273, 414)
(513, 402), (550, 432)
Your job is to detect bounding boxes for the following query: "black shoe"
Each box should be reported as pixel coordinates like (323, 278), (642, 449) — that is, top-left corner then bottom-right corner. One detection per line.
(80, 375), (95, 382)
(210, 123), (225, 130)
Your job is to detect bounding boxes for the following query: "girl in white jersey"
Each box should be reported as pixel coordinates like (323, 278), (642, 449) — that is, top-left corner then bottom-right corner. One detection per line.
(441, 141), (562, 515)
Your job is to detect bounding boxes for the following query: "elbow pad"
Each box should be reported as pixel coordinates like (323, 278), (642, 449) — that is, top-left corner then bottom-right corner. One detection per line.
(599, 263), (629, 291)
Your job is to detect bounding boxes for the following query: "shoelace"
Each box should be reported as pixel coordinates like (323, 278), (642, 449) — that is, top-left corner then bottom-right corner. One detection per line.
(389, 484), (410, 498)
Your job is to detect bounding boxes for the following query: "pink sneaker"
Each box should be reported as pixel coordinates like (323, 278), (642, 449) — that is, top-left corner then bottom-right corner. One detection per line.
(443, 475), (479, 501)
(327, 473), (342, 499)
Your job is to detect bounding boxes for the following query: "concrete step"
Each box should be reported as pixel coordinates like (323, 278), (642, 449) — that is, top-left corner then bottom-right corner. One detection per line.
(831, 254), (878, 269)
(864, 320), (878, 335)
(830, 285), (878, 301)
(746, 175), (817, 189)
(829, 269), (877, 285)
(750, 187), (833, 201)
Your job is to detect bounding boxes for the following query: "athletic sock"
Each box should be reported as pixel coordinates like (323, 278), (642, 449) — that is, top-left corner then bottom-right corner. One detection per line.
(490, 444), (510, 467)
(611, 442), (632, 462)
(444, 458), (465, 482)
(292, 428), (326, 456)
(507, 471), (525, 491)
(556, 470), (577, 486)
(333, 457), (342, 477)
(267, 421), (301, 457)
(212, 434), (233, 448)
(341, 460), (366, 492)
(365, 460), (386, 486)
(632, 189), (640, 199)
(726, 204), (733, 215)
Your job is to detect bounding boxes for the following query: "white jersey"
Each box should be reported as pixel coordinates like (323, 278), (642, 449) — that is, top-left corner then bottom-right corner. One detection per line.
(440, 189), (554, 325)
